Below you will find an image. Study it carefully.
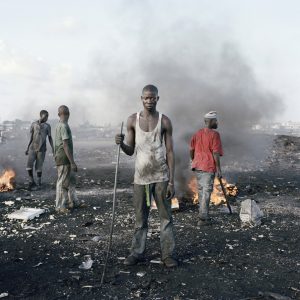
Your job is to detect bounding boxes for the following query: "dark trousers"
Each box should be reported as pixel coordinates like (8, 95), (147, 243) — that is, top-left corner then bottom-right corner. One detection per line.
(130, 181), (175, 260)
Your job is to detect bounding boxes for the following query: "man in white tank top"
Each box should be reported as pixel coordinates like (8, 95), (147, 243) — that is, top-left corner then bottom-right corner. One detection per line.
(115, 84), (178, 268)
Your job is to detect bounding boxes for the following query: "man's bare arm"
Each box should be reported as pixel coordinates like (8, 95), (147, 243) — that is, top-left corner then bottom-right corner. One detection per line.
(48, 136), (54, 153)
(25, 132), (34, 155)
(63, 140), (77, 171)
(115, 115), (136, 156)
(163, 116), (175, 199)
(213, 152), (222, 178)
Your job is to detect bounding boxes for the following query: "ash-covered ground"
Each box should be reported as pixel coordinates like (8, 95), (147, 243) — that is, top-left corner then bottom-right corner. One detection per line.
(0, 135), (299, 300)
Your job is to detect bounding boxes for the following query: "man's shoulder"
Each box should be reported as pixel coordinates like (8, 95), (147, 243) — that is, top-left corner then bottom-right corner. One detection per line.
(128, 113), (137, 120)
(195, 128), (205, 135)
(31, 120), (38, 126)
(127, 113), (137, 126)
(211, 129), (220, 136)
(58, 122), (69, 128)
(161, 113), (171, 122)
(161, 114), (172, 128)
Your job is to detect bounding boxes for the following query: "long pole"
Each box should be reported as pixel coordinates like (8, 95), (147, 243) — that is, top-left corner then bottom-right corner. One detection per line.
(218, 177), (233, 214)
(101, 122), (124, 285)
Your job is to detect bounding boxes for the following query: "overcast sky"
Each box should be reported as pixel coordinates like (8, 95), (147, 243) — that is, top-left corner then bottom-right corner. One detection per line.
(0, 0), (299, 124)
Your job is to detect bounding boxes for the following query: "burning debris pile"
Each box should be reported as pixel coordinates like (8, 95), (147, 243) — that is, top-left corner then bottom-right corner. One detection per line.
(0, 169), (16, 192)
(187, 176), (238, 205)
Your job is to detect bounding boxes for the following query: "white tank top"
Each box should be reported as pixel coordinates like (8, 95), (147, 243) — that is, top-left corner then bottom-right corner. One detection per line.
(134, 112), (169, 185)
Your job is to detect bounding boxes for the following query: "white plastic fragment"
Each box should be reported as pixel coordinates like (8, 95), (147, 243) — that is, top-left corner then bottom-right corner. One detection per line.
(91, 236), (101, 242)
(239, 199), (264, 226)
(150, 259), (162, 264)
(7, 207), (45, 221)
(119, 270), (130, 274)
(79, 255), (93, 270)
(0, 292), (8, 298)
(33, 262), (43, 268)
(4, 201), (14, 206)
(137, 271), (146, 277)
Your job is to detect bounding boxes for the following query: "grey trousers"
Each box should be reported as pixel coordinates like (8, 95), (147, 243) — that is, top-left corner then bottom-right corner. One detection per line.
(195, 171), (215, 219)
(55, 165), (79, 209)
(130, 181), (175, 260)
(26, 150), (46, 172)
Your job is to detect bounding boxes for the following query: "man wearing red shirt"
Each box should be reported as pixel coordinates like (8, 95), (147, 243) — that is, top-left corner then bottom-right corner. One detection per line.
(190, 111), (223, 224)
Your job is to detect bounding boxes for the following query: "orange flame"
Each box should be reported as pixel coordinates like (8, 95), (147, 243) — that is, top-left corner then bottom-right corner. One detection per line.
(0, 169), (16, 192)
(188, 176), (238, 205)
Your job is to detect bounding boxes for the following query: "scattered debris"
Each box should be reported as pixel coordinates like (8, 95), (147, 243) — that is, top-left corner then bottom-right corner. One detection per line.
(150, 259), (162, 264)
(258, 291), (292, 300)
(7, 207), (45, 221)
(240, 199), (264, 226)
(79, 255), (93, 270)
(0, 293), (8, 299)
(33, 262), (43, 268)
(91, 236), (101, 242)
(136, 271), (146, 277)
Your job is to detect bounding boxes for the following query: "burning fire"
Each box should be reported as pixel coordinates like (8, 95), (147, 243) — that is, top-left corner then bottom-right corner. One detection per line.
(0, 169), (16, 192)
(188, 176), (238, 205)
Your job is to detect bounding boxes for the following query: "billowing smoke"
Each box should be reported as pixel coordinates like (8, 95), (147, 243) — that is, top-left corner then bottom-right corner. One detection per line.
(78, 21), (283, 191)
(2, 3), (284, 190)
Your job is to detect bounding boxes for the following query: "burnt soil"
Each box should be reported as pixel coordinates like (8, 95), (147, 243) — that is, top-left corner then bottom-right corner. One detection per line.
(0, 135), (299, 300)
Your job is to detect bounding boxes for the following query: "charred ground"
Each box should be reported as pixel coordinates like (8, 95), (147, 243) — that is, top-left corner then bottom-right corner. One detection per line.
(0, 135), (299, 300)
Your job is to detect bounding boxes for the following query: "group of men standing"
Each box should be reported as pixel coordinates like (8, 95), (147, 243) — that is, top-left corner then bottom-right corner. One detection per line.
(26, 84), (223, 268)
(25, 105), (83, 213)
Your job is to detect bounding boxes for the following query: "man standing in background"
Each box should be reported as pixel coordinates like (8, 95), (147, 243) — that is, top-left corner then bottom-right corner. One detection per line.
(25, 110), (54, 189)
(190, 111), (223, 225)
(115, 84), (178, 268)
(54, 105), (84, 213)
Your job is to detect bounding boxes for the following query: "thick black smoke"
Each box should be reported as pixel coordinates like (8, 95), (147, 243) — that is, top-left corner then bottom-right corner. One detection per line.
(81, 22), (283, 191)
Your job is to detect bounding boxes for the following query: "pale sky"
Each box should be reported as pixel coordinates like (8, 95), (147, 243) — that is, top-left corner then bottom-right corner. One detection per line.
(0, 0), (299, 124)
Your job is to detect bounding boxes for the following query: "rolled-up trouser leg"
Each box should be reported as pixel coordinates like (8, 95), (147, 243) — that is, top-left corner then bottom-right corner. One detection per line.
(55, 165), (70, 209)
(130, 184), (150, 258)
(196, 171), (215, 219)
(67, 171), (79, 207)
(154, 181), (175, 260)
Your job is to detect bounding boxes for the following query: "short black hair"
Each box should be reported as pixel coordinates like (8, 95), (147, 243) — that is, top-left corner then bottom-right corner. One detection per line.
(40, 110), (48, 116)
(58, 105), (70, 115)
(142, 84), (158, 95)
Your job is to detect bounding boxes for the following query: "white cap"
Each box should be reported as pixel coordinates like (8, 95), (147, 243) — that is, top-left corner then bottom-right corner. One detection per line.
(204, 111), (217, 119)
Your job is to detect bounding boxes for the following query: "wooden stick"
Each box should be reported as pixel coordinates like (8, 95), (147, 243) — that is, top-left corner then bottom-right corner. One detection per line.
(100, 122), (124, 285)
(218, 177), (233, 214)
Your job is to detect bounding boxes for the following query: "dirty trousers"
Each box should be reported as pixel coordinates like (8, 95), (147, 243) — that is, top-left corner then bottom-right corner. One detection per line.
(55, 165), (79, 209)
(195, 171), (215, 219)
(130, 182), (175, 260)
(26, 150), (46, 172)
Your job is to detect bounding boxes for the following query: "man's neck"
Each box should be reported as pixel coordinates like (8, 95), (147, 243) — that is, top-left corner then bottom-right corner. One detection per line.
(142, 108), (158, 118)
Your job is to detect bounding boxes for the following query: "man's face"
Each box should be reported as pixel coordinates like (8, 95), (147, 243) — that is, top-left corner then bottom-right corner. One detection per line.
(211, 119), (218, 129)
(40, 113), (48, 123)
(141, 91), (159, 111)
